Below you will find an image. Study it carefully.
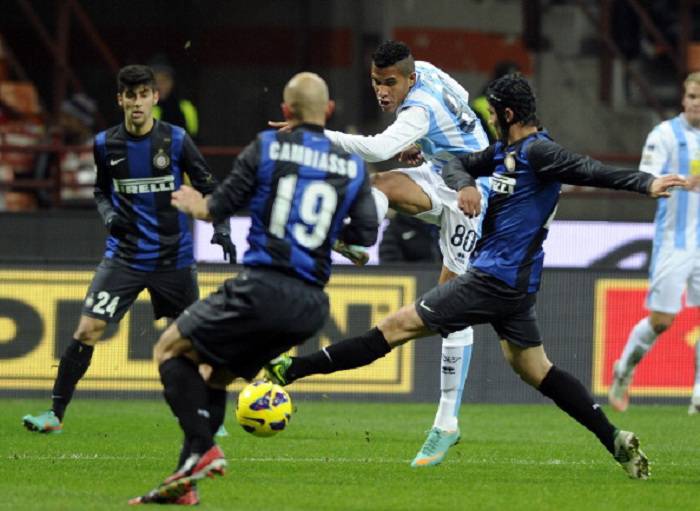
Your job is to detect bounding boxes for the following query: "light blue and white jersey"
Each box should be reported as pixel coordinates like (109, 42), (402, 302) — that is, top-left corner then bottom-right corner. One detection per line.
(399, 61), (489, 171)
(641, 114), (700, 252)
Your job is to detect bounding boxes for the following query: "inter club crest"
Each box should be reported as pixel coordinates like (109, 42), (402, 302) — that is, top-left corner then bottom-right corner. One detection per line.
(153, 149), (170, 170)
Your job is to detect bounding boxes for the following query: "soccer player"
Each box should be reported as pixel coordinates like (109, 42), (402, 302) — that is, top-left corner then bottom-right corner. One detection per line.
(266, 74), (689, 479)
(128, 72), (378, 505)
(22, 65), (235, 435)
(608, 72), (700, 414)
(270, 40), (490, 467)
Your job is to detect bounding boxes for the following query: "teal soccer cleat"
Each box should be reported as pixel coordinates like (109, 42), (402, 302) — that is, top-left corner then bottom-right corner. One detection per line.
(411, 427), (460, 467)
(264, 355), (293, 386)
(22, 410), (63, 434)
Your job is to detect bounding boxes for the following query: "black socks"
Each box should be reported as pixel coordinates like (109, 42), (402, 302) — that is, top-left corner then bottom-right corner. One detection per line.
(538, 365), (616, 454)
(288, 327), (391, 382)
(160, 357), (214, 456)
(176, 387), (227, 469)
(51, 339), (95, 421)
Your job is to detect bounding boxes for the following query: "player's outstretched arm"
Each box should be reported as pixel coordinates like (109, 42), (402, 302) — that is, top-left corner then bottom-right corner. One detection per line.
(648, 174), (689, 198)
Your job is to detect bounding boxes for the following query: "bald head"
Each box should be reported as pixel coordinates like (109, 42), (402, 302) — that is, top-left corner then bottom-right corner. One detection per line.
(282, 72), (332, 126)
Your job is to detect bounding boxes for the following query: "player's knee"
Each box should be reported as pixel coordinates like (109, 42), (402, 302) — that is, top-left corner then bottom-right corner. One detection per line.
(650, 318), (672, 334)
(73, 319), (106, 344)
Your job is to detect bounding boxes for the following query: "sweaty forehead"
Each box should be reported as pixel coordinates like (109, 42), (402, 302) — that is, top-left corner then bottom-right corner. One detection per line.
(371, 64), (404, 82)
(685, 82), (700, 94)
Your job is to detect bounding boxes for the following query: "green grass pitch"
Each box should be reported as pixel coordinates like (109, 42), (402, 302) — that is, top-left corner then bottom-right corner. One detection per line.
(2, 399), (699, 510)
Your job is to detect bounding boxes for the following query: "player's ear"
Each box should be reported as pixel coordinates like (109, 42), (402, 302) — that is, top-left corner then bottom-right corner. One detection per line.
(117, 93), (123, 108)
(281, 102), (293, 121)
(153, 89), (159, 104)
(408, 71), (417, 87)
(504, 107), (515, 124)
(325, 100), (336, 120)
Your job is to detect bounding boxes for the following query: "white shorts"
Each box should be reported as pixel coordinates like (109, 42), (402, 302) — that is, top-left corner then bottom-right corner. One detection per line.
(391, 163), (481, 275)
(646, 246), (700, 314)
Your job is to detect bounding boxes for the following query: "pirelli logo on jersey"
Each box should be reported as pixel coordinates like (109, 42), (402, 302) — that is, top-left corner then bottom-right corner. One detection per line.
(490, 173), (516, 195)
(113, 175), (175, 194)
(269, 141), (358, 177)
(0, 270), (415, 395)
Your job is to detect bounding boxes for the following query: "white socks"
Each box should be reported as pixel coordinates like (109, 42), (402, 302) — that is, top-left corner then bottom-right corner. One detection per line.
(616, 317), (658, 378)
(371, 187), (389, 225)
(433, 328), (473, 431)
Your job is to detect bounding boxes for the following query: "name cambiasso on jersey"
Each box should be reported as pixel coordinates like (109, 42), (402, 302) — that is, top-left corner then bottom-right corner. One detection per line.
(268, 141), (359, 178)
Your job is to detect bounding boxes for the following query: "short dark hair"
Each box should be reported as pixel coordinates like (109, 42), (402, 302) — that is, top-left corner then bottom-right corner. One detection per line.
(485, 74), (539, 139)
(117, 65), (156, 93)
(372, 40), (414, 74)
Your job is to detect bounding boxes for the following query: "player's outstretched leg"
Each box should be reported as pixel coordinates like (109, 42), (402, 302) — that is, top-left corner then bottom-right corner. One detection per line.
(609, 317), (659, 412)
(23, 339), (95, 433)
(412, 328), (473, 467)
(538, 365), (650, 479)
(265, 327), (392, 385)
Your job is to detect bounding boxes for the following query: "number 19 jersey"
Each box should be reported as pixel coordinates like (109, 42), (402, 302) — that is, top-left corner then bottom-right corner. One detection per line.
(207, 124), (378, 286)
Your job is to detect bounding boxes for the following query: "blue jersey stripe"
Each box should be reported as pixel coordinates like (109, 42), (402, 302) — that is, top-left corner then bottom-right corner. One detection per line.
(670, 117), (688, 249)
(127, 137), (159, 270)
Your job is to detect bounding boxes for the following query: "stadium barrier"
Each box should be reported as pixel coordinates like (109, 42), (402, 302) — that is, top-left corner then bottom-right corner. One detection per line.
(1, 264), (696, 403)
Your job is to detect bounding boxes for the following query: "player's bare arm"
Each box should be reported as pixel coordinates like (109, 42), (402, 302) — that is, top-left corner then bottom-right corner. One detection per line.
(171, 184), (212, 220)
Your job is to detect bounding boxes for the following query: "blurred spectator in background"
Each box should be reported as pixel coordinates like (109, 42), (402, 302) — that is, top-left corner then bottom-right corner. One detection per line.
(30, 93), (97, 206)
(470, 61), (520, 143)
(0, 79), (43, 211)
(58, 93), (97, 203)
(379, 211), (440, 263)
(150, 56), (199, 139)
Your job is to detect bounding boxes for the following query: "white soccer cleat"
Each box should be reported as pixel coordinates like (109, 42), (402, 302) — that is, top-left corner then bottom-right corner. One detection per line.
(332, 240), (369, 266)
(688, 394), (700, 415)
(613, 430), (649, 479)
(608, 361), (633, 412)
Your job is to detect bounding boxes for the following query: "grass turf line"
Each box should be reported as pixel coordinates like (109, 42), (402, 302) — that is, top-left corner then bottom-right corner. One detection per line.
(2, 399), (699, 511)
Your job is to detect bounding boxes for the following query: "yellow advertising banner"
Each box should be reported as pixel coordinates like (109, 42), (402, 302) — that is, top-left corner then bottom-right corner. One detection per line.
(0, 270), (415, 394)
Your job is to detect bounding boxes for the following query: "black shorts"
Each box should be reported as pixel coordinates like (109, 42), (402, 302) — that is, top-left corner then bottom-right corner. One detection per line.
(415, 269), (541, 347)
(82, 258), (199, 322)
(176, 267), (329, 380)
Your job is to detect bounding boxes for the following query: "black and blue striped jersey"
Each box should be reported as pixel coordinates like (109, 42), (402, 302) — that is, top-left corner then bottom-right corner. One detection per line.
(443, 130), (655, 293)
(207, 124), (378, 286)
(93, 120), (218, 271)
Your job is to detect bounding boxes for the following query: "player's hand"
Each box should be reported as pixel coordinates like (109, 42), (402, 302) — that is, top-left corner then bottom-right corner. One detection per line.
(397, 145), (424, 166)
(648, 174), (688, 198)
(268, 120), (292, 133)
(171, 185), (211, 219)
(106, 215), (131, 237)
(457, 186), (482, 218)
(211, 225), (237, 264)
